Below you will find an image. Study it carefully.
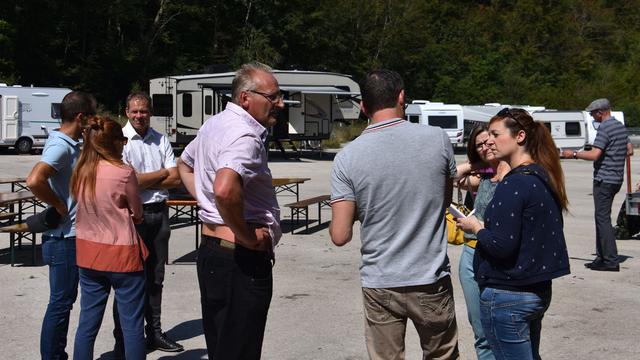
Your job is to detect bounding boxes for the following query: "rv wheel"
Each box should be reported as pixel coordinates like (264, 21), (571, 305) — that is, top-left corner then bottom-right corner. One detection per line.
(15, 138), (33, 154)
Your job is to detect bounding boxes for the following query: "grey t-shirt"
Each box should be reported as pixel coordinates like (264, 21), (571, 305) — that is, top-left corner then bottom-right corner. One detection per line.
(593, 117), (629, 185)
(331, 118), (457, 288)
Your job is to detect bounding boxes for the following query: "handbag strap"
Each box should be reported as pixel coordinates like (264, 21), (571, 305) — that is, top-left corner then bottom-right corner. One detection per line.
(465, 175), (475, 200)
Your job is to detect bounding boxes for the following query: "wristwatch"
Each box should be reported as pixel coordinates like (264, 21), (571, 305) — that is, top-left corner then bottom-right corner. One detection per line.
(573, 151), (578, 159)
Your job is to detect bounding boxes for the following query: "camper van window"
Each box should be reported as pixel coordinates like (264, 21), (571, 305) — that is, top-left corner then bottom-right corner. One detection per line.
(205, 95), (213, 115)
(565, 122), (581, 136)
(428, 115), (457, 128)
(152, 94), (173, 117)
(406, 115), (420, 123)
(543, 122), (551, 132)
(182, 93), (192, 117)
(51, 103), (62, 119)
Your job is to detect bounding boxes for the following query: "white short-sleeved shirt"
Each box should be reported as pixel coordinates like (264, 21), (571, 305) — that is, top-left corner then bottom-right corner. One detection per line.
(122, 121), (176, 204)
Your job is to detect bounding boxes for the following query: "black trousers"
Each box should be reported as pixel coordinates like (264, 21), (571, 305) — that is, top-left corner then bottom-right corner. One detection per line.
(593, 180), (622, 265)
(198, 235), (273, 360)
(114, 203), (170, 338)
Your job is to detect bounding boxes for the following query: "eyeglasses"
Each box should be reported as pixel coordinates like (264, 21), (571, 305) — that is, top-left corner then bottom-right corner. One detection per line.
(248, 90), (283, 104)
(497, 107), (528, 130)
(475, 139), (490, 151)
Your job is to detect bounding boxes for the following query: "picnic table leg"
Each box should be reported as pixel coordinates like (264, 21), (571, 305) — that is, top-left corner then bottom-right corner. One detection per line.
(31, 232), (36, 265)
(291, 208), (295, 234)
(318, 202), (322, 225)
(305, 207), (309, 232)
(10, 233), (15, 267)
(296, 183), (300, 202)
(196, 206), (200, 250)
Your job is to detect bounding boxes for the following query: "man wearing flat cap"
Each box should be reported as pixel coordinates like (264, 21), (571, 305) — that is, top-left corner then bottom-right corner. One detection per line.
(562, 98), (631, 272)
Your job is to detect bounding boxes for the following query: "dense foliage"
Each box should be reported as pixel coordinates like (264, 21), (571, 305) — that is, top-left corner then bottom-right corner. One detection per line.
(2, 0), (640, 124)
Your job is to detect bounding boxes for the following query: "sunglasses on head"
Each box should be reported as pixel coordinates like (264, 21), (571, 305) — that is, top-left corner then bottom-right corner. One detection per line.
(496, 107), (528, 129)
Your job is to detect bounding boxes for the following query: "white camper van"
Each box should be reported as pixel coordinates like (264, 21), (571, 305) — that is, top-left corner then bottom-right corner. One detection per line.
(0, 85), (71, 153)
(531, 110), (625, 150)
(149, 70), (361, 147)
(404, 101), (464, 147)
(530, 111), (587, 150)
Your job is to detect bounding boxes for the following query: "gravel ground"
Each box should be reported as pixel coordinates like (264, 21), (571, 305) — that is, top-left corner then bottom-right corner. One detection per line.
(0, 149), (639, 359)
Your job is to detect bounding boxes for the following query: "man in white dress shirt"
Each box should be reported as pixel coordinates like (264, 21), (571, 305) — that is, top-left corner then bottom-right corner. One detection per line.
(112, 92), (183, 356)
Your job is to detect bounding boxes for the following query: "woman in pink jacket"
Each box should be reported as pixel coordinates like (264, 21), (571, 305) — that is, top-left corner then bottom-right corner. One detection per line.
(71, 116), (148, 359)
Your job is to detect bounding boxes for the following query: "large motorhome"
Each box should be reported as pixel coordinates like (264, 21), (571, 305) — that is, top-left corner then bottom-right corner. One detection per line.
(0, 85), (71, 153)
(148, 70), (361, 147)
(404, 100), (465, 147)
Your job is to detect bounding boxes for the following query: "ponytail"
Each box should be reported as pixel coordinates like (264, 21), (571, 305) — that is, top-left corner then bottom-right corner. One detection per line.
(526, 122), (568, 211)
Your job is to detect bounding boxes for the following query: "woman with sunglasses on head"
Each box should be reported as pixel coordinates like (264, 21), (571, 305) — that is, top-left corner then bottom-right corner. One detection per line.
(456, 124), (510, 360)
(71, 116), (148, 360)
(456, 108), (570, 360)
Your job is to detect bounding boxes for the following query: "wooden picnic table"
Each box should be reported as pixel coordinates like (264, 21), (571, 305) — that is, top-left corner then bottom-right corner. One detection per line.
(0, 177), (28, 192)
(272, 177), (311, 201)
(0, 191), (38, 266)
(166, 199), (200, 259)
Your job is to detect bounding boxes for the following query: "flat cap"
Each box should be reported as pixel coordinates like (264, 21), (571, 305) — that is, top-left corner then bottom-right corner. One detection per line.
(585, 98), (611, 112)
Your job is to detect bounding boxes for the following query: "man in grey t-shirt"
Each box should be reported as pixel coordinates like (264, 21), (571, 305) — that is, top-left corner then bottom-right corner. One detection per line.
(330, 70), (459, 359)
(562, 98), (631, 272)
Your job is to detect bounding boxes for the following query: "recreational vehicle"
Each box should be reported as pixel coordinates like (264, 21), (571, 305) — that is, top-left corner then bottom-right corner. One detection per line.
(531, 110), (625, 150)
(0, 85), (71, 153)
(404, 101), (465, 147)
(148, 70), (361, 147)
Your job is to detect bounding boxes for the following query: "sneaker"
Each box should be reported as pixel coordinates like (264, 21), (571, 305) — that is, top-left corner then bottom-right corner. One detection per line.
(147, 332), (184, 352)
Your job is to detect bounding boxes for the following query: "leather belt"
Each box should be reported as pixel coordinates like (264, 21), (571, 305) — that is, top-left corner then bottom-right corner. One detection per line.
(201, 235), (236, 250)
(143, 201), (166, 212)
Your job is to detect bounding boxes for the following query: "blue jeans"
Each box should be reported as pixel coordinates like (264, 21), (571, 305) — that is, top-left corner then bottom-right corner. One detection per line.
(480, 287), (552, 360)
(74, 268), (146, 360)
(458, 245), (495, 360)
(40, 235), (79, 360)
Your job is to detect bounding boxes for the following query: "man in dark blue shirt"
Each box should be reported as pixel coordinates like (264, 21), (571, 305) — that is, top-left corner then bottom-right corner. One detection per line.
(562, 98), (631, 272)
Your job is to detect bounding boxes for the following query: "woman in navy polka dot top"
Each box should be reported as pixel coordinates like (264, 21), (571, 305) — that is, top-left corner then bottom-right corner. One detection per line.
(457, 108), (570, 360)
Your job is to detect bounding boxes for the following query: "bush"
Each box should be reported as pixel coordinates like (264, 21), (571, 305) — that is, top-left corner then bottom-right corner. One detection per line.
(322, 120), (369, 149)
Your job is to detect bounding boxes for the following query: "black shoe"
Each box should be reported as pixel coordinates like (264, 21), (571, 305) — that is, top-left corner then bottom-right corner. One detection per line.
(584, 259), (603, 269)
(147, 332), (184, 352)
(112, 339), (125, 359)
(589, 263), (620, 272)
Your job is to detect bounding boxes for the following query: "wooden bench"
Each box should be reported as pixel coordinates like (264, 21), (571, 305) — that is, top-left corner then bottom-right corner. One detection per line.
(285, 195), (331, 234)
(0, 222), (36, 266)
(0, 212), (18, 221)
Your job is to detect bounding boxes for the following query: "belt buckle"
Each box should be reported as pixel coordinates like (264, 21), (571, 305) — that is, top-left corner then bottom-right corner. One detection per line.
(219, 239), (236, 250)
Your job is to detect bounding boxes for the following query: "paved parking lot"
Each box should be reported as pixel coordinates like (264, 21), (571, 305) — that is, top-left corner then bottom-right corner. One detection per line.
(1, 151), (639, 359)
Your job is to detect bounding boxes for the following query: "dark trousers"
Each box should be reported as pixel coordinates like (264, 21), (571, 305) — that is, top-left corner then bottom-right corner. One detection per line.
(114, 203), (170, 339)
(593, 180), (622, 265)
(198, 235), (273, 360)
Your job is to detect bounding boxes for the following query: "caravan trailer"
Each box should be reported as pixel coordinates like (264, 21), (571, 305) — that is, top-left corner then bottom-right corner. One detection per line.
(148, 70), (361, 147)
(0, 84), (71, 153)
(404, 101), (464, 147)
(531, 110), (625, 150)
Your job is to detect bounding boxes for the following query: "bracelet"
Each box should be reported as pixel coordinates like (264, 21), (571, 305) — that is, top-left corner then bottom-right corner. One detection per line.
(573, 151), (578, 159)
